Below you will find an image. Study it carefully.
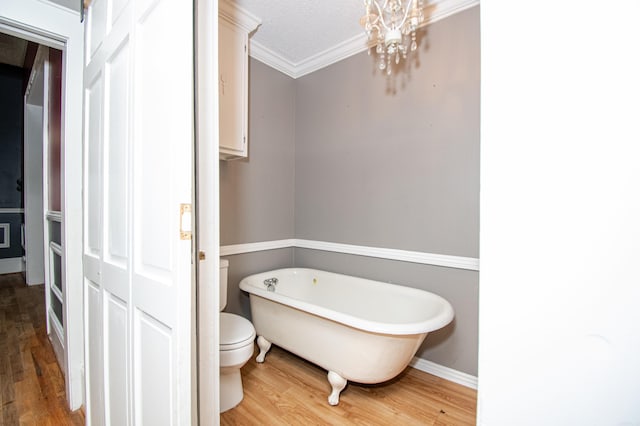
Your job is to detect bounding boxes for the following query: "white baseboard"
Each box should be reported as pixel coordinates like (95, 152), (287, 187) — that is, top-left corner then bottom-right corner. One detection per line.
(410, 357), (478, 389)
(0, 257), (24, 274)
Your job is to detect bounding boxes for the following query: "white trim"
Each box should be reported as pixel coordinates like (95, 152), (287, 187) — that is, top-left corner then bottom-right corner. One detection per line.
(0, 22), (65, 49)
(50, 277), (63, 301)
(410, 357), (478, 389)
(249, 42), (298, 78)
(46, 210), (63, 222)
(219, 0), (261, 33)
(250, 33), (367, 80)
(0, 257), (24, 274)
(220, 239), (296, 256)
(0, 224), (9, 248)
(0, 208), (25, 214)
(295, 239), (479, 271)
(196, 0), (222, 419)
(249, 0), (480, 79)
(220, 239), (479, 271)
(49, 307), (65, 346)
(50, 241), (63, 255)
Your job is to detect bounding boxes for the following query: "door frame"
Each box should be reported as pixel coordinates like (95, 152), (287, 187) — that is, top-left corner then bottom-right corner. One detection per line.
(195, 0), (221, 423)
(0, 1), (84, 410)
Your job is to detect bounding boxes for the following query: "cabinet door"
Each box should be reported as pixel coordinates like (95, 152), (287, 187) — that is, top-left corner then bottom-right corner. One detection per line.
(219, 18), (248, 159)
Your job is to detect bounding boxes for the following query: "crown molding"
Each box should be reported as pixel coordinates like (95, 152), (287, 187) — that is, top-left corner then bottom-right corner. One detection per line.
(249, 0), (479, 79)
(219, 0), (261, 33)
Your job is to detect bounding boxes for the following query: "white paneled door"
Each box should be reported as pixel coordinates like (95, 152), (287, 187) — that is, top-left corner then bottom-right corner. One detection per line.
(83, 0), (194, 424)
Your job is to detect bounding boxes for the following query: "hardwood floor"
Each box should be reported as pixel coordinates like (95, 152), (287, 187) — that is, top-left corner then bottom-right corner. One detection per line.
(0, 273), (84, 426)
(1, 270), (475, 425)
(221, 344), (477, 425)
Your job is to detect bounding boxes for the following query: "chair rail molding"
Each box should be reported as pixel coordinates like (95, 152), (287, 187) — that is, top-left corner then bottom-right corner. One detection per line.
(220, 239), (479, 271)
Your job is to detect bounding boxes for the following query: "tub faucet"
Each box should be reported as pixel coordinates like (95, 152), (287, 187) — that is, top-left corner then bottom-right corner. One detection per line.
(263, 277), (278, 292)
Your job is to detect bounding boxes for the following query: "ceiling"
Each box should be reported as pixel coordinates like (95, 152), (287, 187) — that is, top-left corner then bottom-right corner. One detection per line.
(234, 0), (364, 76)
(234, 0), (479, 78)
(3, 0), (478, 77)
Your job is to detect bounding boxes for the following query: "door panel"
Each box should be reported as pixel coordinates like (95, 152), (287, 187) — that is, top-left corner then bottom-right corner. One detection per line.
(106, 295), (128, 425)
(85, 75), (103, 259)
(104, 39), (129, 265)
(103, 35), (130, 303)
(83, 0), (194, 424)
(135, 312), (172, 425)
(85, 280), (105, 426)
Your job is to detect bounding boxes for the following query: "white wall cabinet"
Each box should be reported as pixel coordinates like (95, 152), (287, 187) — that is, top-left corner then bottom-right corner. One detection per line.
(219, 1), (260, 160)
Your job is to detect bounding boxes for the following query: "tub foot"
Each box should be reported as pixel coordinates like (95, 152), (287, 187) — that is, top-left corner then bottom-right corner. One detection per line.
(256, 336), (271, 363)
(327, 371), (347, 406)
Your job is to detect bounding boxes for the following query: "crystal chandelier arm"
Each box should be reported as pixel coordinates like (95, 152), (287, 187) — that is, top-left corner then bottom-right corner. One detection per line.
(362, 0), (382, 36)
(370, 0), (392, 32)
(370, 0), (418, 32)
(398, 0), (418, 32)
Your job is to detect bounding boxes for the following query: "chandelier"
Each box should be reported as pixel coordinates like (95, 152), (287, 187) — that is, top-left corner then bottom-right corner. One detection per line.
(360, 0), (425, 74)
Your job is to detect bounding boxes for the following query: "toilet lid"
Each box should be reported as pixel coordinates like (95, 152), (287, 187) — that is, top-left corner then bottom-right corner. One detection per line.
(220, 313), (256, 351)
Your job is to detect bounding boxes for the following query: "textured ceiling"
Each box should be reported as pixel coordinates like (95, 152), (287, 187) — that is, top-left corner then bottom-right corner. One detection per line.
(234, 0), (364, 66)
(233, 0), (479, 78)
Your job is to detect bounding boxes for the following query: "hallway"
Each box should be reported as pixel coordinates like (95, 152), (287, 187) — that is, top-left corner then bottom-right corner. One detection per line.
(0, 273), (84, 425)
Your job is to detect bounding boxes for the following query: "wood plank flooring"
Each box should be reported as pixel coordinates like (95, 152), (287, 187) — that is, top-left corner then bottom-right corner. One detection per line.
(221, 344), (477, 425)
(0, 273), (84, 426)
(1, 270), (475, 425)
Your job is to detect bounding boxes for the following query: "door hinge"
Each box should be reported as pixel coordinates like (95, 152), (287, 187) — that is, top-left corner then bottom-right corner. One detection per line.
(180, 204), (192, 240)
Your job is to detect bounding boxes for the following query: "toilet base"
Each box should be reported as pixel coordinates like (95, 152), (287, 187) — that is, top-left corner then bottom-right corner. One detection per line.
(220, 368), (244, 413)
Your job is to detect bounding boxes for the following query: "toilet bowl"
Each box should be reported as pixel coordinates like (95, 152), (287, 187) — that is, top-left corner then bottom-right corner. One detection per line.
(219, 259), (256, 413)
(220, 312), (255, 412)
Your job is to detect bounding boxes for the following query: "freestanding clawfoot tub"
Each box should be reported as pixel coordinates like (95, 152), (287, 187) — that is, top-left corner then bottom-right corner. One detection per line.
(239, 268), (454, 405)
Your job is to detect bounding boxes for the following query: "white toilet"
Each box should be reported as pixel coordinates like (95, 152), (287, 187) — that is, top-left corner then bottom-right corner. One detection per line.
(219, 259), (256, 413)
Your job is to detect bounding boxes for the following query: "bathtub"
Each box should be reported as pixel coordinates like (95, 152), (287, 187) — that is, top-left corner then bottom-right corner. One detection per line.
(238, 268), (454, 405)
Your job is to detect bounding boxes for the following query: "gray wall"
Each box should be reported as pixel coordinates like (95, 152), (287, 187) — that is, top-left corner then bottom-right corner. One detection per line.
(220, 59), (297, 314)
(220, 6), (480, 376)
(1, 64), (25, 260)
(294, 8), (479, 257)
(220, 59), (296, 246)
(0, 64), (24, 209)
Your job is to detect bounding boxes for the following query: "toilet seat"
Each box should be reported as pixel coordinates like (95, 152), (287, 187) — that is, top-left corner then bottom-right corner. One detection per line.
(220, 312), (255, 351)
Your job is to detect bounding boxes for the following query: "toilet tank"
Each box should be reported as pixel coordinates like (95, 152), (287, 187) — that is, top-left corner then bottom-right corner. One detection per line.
(220, 258), (229, 311)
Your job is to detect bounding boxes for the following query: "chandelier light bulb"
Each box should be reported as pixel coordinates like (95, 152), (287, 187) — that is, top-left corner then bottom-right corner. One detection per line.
(385, 28), (402, 47)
